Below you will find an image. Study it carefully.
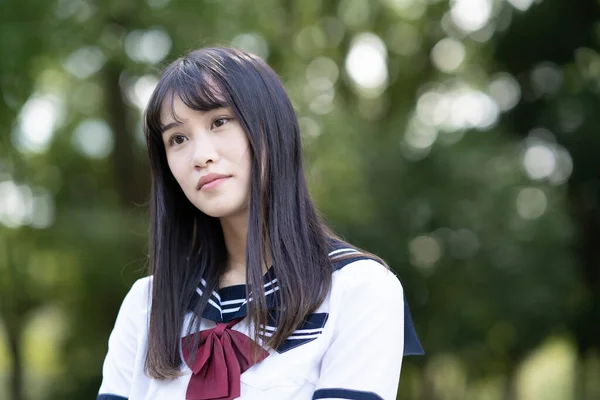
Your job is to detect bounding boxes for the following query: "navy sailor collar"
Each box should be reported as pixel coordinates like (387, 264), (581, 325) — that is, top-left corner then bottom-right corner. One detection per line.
(189, 239), (425, 356)
(187, 265), (279, 323)
(187, 239), (349, 323)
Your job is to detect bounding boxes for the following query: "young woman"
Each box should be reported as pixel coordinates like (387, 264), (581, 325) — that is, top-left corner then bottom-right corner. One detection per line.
(98, 46), (423, 400)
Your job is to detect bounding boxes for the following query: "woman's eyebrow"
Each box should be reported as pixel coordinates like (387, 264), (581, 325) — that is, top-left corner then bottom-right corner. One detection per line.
(160, 120), (184, 135)
(209, 105), (232, 113)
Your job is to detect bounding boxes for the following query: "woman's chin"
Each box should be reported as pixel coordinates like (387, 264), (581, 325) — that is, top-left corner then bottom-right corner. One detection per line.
(195, 204), (247, 220)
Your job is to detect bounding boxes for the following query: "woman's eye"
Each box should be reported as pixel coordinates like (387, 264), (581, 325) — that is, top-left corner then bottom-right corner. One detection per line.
(212, 117), (230, 129)
(169, 134), (187, 146)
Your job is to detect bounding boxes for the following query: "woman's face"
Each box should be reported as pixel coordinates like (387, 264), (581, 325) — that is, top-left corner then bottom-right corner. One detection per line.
(160, 95), (252, 219)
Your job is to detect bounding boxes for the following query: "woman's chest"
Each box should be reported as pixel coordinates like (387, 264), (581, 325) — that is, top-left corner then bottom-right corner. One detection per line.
(133, 312), (333, 400)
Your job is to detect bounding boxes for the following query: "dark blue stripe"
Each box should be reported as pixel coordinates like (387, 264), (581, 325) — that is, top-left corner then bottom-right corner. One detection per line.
(331, 255), (371, 271)
(270, 312), (329, 353)
(313, 388), (383, 400)
(301, 312), (328, 328)
(403, 292), (425, 356)
(276, 337), (319, 352)
(217, 283), (246, 300)
(97, 394), (128, 400)
(268, 312), (328, 334)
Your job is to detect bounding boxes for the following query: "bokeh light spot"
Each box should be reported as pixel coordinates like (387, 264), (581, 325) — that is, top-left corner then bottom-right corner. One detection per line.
(231, 33), (269, 60)
(294, 26), (327, 58)
(12, 94), (64, 154)
(30, 188), (56, 229)
(0, 181), (29, 228)
(405, 119), (438, 150)
(382, 0), (426, 20)
(306, 57), (339, 90)
(0, 182), (55, 229)
(72, 119), (114, 159)
(124, 28), (172, 64)
(409, 235), (443, 273)
(63, 46), (106, 79)
(523, 144), (556, 180)
(417, 91), (449, 127)
(548, 146), (573, 186)
(299, 117), (322, 138)
(516, 187), (547, 220)
(507, 0), (535, 12)
(488, 73), (521, 112)
(345, 33), (388, 97)
(530, 62), (563, 98)
(446, 87), (499, 130)
(126, 75), (159, 111)
(431, 38), (466, 73)
(450, 0), (492, 33)
(338, 0), (371, 27)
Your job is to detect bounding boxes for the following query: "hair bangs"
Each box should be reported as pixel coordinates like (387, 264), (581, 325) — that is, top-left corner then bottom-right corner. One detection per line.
(174, 62), (228, 113)
(144, 59), (229, 144)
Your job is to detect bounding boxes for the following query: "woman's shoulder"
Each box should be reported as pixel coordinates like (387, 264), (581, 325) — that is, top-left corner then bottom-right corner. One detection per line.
(130, 275), (153, 297)
(118, 275), (154, 316)
(326, 239), (425, 356)
(327, 240), (404, 301)
(132, 274), (153, 289)
(332, 257), (403, 293)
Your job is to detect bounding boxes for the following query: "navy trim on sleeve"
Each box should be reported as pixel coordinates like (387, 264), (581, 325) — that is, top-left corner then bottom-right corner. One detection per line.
(403, 291), (425, 355)
(97, 394), (128, 400)
(313, 388), (384, 400)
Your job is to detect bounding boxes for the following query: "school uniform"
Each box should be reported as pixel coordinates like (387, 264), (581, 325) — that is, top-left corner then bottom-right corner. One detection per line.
(98, 241), (424, 400)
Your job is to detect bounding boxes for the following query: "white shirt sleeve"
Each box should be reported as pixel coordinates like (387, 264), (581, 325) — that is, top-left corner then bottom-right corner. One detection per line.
(98, 278), (149, 399)
(313, 260), (405, 400)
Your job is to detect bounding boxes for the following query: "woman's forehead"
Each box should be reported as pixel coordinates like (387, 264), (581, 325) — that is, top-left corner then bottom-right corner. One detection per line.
(158, 84), (228, 124)
(159, 93), (235, 128)
(159, 92), (184, 123)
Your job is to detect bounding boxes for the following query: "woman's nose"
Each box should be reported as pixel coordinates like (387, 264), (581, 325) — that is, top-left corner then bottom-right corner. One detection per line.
(191, 132), (219, 168)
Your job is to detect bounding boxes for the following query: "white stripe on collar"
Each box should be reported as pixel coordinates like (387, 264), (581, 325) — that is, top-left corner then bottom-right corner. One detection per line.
(328, 248), (362, 257)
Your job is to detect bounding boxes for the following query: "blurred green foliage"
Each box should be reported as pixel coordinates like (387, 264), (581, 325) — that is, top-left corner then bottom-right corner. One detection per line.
(1, 0), (599, 399)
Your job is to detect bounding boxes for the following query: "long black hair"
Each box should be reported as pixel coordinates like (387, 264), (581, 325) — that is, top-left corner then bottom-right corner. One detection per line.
(143, 46), (341, 378)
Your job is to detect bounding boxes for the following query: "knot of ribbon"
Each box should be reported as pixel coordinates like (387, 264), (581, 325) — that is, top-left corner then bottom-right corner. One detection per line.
(181, 318), (269, 400)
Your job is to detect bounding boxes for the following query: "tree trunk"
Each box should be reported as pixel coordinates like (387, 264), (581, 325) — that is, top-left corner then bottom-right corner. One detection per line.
(570, 183), (600, 355)
(103, 60), (148, 207)
(6, 322), (23, 400)
(502, 367), (517, 400)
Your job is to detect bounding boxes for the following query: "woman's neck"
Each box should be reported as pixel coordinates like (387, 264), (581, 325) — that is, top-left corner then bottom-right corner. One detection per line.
(220, 213), (248, 276)
(219, 213), (271, 288)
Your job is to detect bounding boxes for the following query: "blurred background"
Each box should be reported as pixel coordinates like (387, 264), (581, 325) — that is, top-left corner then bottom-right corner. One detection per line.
(1, 0), (599, 399)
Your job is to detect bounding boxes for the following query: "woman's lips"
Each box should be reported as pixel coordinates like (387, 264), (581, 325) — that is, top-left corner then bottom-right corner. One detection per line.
(197, 173), (231, 190)
(199, 177), (229, 191)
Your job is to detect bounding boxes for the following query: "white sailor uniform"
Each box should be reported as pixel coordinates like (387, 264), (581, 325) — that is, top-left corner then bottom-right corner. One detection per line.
(98, 241), (424, 400)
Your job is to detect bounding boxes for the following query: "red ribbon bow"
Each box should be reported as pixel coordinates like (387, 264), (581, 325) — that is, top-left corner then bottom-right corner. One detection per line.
(181, 318), (269, 400)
